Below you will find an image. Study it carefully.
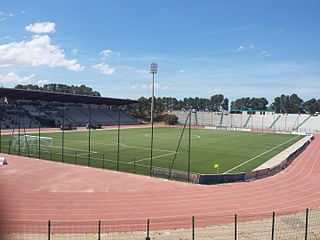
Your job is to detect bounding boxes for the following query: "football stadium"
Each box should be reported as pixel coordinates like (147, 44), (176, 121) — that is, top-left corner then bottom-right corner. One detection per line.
(1, 85), (320, 239)
(1, 1), (320, 239)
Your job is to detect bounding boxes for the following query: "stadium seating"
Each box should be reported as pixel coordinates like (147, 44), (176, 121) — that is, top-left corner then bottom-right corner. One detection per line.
(1, 102), (140, 129)
(172, 110), (320, 133)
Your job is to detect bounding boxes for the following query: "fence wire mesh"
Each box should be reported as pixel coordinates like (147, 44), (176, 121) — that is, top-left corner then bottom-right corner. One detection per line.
(1, 208), (320, 240)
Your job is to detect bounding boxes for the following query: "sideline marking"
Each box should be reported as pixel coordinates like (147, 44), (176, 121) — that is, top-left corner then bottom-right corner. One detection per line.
(223, 135), (301, 173)
(68, 138), (175, 153)
(128, 152), (177, 164)
(144, 133), (201, 139)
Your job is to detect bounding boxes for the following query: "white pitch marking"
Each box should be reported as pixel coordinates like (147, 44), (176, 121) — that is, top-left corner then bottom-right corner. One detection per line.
(223, 135), (301, 173)
(128, 152), (177, 164)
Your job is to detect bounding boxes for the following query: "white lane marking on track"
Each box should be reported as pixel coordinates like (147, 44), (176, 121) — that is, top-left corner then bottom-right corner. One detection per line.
(223, 135), (301, 173)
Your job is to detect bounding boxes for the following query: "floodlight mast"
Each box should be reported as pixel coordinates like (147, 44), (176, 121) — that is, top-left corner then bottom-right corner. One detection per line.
(150, 62), (158, 126)
(149, 62), (158, 177)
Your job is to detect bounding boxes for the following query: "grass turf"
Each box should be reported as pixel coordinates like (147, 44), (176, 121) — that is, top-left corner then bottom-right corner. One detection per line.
(1, 127), (304, 175)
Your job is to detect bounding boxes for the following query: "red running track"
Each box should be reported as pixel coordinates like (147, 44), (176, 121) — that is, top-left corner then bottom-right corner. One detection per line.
(0, 136), (320, 227)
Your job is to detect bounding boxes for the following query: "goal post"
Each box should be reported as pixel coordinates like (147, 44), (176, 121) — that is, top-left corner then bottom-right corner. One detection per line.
(11, 134), (53, 155)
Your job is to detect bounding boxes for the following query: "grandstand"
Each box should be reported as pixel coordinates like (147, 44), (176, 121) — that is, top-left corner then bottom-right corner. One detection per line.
(172, 110), (320, 133)
(0, 87), (140, 129)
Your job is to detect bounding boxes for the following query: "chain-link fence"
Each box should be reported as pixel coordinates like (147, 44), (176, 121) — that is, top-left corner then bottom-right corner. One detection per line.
(1, 208), (320, 240)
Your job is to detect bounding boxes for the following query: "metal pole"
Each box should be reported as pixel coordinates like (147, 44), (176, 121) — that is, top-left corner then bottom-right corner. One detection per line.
(48, 220), (51, 240)
(234, 214), (237, 240)
(188, 111), (191, 183)
(0, 99), (3, 153)
(18, 114), (21, 155)
(38, 106), (41, 159)
(102, 153), (105, 169)
(271, 211), (275, 240)
(150, 114), (154, 177)
(150, 72), (155, 128)
(192, 216), (195, 240)
(117, 108), (120, 171)
(149, 63), (157, 177)
(98, 220), (101, 240)
(305, 208), (309, 240)
(150, 72), (155, 177)
(0, 110), (2, 153)
(146, 219), (150, 240)
(61, 104), (65, 163)
(88, 105), (91, 167)
(133, 156), (136, 174)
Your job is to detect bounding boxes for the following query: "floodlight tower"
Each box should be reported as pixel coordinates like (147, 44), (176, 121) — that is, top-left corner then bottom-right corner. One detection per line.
(149, 62), (158, 177)
(150, 62), (158, 126)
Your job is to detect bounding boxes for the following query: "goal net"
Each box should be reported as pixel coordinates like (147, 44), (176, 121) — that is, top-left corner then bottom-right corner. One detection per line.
(11, 134), (53, 155)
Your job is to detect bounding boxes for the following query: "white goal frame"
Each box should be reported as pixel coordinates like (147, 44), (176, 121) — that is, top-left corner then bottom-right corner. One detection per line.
(11, 134), (53, 154)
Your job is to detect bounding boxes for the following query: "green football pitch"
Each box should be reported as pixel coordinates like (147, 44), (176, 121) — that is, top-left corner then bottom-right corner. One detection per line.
(1, 127), (304, 175)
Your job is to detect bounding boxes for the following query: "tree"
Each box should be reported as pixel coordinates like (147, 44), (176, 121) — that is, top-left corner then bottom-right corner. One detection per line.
(210, 94), (224, 111)
(303, 98), (319, 114)
(164, 114), (178, 125)
(272, 97), (282, 113)
(15, 84), (101, 96)
(289, 94), (303, 113)
(272, 93), (304, 114)
(222, 98), (229, 111)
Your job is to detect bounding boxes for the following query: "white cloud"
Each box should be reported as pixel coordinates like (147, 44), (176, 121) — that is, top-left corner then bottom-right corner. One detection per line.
(25, 22), (56, 34)
(236, 46), (245, 52)
(0, 72), (35, 84)
(0, 35), (82, 71)
(179, 69), (185, 73)
(258, 50), (270, 57)
(37, 79), (49, 85)
(100, 49), (120, 58)
(92, 62), (114, 75)
(142, 83), (169, 90)
(136, 69), (147, 74)
(235, 45), (254, 52)
(135, 69), (148, 77)
(0, 11), (14, 22)
(71, 48), (79, 56)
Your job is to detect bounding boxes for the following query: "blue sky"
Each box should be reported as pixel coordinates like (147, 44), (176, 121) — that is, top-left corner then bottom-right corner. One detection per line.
(0, 0), (319, 103)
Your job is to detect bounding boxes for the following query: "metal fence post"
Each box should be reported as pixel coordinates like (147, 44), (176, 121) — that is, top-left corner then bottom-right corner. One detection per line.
(146, 219), (150, 240)
(117, 108), (120, 171)
(38, 106), (41, 159)
(88, 105), (91, 167)
(48, 220), (51, 240)
(305, 208), (309, 240)
(188, 111), (191, 183)
(192, 216), (195, 240)
(234, 214), (237, 240)
(271, 211), (275, 240)
(133, 156), (136, 174)
(149, 111), (154, 177)
(98, 220), (101, 240)
(0, 112), (2, 153)
(18, 114), (21, 155)
(102, 153), (105, 169)
(61, 104), (65, 163)
(75, 151), (77, 164)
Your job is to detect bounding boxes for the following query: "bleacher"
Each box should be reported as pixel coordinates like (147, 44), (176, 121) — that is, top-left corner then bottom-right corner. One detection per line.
(1, 104), (140, 129)
(172, 110), (320, 133)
